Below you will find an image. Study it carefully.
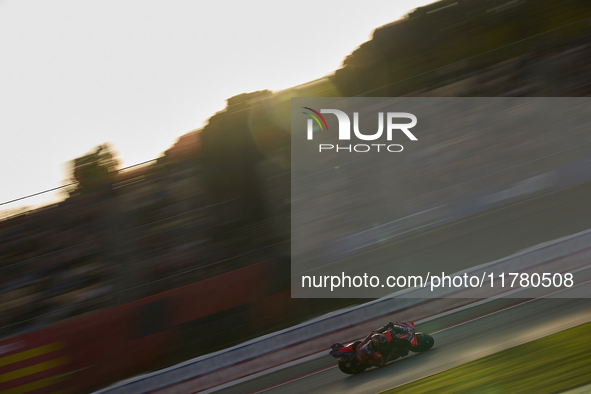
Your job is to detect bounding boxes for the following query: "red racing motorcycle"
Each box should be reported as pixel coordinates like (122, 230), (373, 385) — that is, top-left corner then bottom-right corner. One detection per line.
(329, 321), (434, 374)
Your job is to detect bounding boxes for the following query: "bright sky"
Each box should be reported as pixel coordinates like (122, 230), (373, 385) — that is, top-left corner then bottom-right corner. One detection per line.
(0, 0), (435, 214)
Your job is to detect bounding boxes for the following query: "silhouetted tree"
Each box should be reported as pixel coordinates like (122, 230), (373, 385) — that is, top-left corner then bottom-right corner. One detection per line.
(66, 143), (119, 197)
(199, 91), (272, 226)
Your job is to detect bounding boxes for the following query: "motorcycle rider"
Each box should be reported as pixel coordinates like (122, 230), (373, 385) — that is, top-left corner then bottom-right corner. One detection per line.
(356, 322), (414, 367)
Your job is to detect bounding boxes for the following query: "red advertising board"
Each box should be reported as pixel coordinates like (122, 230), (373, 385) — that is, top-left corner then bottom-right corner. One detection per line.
(0, 260), (289, 394)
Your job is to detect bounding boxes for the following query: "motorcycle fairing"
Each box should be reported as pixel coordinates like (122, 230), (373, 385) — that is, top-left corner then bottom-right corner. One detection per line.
(395, 321), (418, 347)
(329, 342), (358, 358)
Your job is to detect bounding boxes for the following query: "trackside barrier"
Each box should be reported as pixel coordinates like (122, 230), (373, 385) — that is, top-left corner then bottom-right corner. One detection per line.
(94, 228), (591, 394)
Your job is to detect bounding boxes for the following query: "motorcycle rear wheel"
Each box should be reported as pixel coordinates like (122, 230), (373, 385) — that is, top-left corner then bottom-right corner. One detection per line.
(337, 357), (368, 374)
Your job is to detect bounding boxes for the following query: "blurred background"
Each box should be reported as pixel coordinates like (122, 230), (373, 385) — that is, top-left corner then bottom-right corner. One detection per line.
(1, 0), (591, 393)
(290, 97), (591, 298)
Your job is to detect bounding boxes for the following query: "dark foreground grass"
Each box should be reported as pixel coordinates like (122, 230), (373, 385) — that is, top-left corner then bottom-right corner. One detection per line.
(381, 322), (591, 394)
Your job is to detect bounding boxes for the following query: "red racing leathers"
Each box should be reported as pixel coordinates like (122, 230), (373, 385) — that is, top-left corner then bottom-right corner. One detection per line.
(356, 322), (414, 367)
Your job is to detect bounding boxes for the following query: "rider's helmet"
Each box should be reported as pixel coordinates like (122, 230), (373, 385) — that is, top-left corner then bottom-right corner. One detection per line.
(370, 333), (388, 353)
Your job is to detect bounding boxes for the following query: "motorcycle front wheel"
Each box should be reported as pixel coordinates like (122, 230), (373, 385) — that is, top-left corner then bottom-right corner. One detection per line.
(410, 332), (435, 352)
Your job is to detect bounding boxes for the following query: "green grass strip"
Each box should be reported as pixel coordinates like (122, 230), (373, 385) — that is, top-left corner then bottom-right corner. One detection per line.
(380, 321), (591, 394)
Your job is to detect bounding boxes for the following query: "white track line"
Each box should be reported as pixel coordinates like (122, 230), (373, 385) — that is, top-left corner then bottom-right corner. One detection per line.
(431, 278), (591, 335)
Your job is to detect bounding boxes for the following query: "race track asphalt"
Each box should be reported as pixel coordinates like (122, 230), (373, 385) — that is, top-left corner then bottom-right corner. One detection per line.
(214, 282), (591, 394)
